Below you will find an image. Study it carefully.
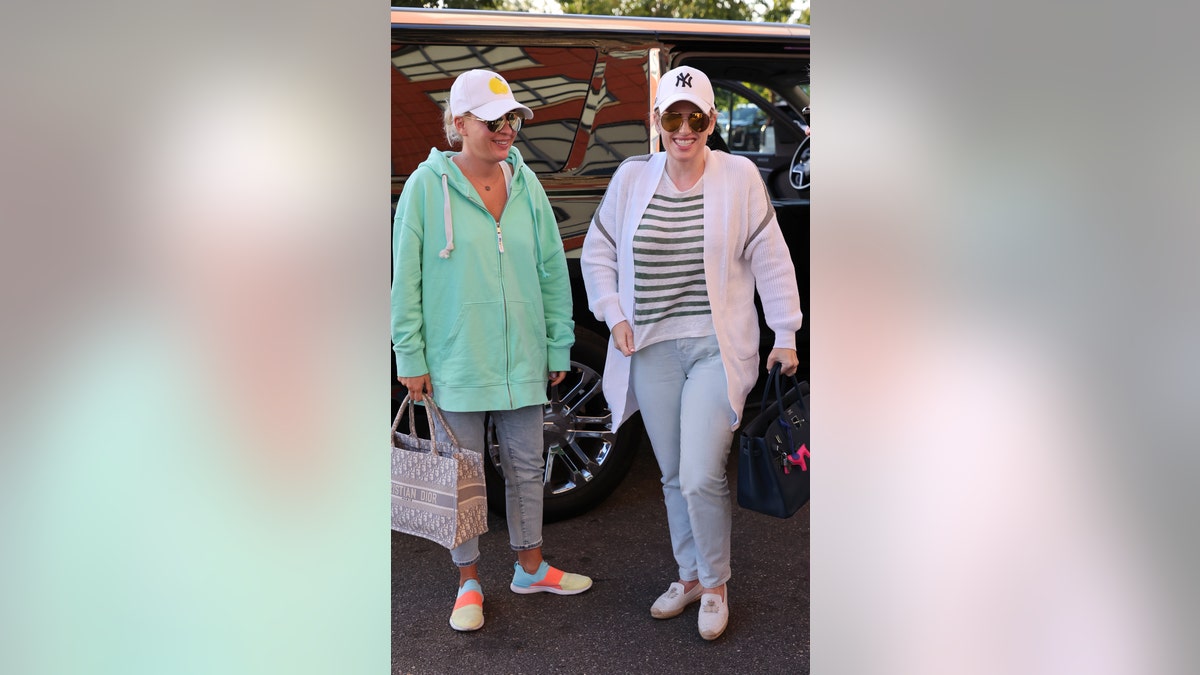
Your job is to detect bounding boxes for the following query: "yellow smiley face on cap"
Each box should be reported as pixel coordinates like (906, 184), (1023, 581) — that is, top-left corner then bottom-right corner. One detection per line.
(488, 77), (509, 94)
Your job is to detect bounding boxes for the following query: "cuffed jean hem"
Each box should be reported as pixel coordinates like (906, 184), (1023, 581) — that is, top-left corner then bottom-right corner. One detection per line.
(704, 574), (731, 588)
(452, 555), (481, 568)
(678, 571), (732, 588)
(511, 539), (544, 552)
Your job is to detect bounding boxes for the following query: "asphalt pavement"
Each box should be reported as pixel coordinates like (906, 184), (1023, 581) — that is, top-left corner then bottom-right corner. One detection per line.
(392, 433), (810, 675)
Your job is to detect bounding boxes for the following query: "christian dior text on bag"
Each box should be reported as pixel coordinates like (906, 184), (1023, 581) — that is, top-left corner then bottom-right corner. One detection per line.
(391, 395), (489, 549)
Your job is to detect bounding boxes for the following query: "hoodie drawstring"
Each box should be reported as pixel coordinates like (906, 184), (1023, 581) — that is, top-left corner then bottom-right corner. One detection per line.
(439, 173), (455, 259)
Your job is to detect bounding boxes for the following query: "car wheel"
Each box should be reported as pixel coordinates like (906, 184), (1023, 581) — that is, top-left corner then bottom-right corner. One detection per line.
(483, 327), (645, 523)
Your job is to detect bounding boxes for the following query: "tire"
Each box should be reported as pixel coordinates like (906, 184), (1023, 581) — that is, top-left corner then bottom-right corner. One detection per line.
(483, 327), (645, 522)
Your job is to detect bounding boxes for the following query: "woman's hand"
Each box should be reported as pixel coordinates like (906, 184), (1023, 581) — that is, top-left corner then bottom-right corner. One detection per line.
(611, 321), (635, 357)
(766, 348), (799, 377)
(398, 374), (433, 402)
(549, 371), (567, 386)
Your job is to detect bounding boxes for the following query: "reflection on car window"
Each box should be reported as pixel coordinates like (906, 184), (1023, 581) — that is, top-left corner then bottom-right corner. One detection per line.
(575, 49), (655, 177)
(391, 44), (598, 175)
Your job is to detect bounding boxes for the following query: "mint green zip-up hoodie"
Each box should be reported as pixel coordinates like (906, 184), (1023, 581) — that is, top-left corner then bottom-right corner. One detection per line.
(392, 146), (574, 413)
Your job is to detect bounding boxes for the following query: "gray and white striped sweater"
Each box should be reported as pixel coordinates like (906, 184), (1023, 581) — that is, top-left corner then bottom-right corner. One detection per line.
(631, 176), (715, 349)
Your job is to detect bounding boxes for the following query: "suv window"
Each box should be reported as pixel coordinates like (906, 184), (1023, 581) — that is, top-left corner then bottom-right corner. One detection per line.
(714, 84), (776, 154)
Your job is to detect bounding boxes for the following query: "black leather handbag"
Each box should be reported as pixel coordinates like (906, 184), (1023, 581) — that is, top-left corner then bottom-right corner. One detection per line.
(736, 365), (810, 518)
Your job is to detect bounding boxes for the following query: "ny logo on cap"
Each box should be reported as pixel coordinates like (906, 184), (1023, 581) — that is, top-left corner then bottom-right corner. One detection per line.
(675, 72), (693, 88)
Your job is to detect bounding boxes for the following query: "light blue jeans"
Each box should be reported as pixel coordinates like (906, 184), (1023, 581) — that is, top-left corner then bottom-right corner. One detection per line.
(433, 405), (546, 567)
(630, 334), (736, 588)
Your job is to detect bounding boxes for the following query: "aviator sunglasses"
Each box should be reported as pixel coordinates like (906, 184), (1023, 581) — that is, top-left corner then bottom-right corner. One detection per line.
(659, 110), (711, 133)
(464, 111), (523, 133)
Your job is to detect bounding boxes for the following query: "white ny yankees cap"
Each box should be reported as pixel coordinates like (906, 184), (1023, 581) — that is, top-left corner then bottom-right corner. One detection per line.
(655, 66), (715, 113)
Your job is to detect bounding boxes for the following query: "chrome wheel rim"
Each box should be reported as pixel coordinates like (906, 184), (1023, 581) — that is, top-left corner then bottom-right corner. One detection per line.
(487, 360), (616, 496)
(543, 360), (616, 495)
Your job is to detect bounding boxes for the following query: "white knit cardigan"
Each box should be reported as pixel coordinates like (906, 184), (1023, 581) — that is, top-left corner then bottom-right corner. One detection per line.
(580, 147), (804, 431)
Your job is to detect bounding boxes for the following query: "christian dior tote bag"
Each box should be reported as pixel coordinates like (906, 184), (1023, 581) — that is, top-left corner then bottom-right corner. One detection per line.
(391, 395), (488, 549)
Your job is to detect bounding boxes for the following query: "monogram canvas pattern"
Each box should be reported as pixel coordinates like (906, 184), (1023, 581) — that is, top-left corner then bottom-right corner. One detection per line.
(391, 408), (489, 550)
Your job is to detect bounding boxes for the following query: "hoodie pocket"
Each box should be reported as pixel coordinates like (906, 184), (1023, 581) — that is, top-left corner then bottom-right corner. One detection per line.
(434, 301), (507, 387)
(504, 300), (548, 384)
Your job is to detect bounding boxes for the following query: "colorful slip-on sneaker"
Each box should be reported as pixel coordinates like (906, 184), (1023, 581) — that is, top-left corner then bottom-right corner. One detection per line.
(449, 579), (484, 632)
(509, 561), (593, 595)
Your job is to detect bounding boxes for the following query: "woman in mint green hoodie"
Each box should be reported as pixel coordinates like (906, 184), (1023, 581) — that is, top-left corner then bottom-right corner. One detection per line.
(392, 69), (592, 632)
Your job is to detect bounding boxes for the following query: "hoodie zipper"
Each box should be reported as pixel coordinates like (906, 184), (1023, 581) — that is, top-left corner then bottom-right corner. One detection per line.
(497, 223), (512, 407)
(456, 181), (509, 255)
(494, 206), (513, 407)
(457, 172), (515, 407)
(496, 190), (514, 407)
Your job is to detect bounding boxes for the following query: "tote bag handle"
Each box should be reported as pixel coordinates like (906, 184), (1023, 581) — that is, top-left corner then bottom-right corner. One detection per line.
(391, 394), (461, 449)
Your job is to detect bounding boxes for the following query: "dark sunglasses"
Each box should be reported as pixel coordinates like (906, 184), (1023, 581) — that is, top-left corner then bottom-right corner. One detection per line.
(659, 111), (711, 133)
(464, 111), (523, 133)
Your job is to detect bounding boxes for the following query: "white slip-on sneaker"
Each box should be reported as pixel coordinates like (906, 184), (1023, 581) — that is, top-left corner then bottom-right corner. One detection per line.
(697, 589), (729, 640)
(650, 581), (705, 619)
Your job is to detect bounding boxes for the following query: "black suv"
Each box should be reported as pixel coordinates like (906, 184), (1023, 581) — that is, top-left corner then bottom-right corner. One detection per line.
(392, 8), (810, 520)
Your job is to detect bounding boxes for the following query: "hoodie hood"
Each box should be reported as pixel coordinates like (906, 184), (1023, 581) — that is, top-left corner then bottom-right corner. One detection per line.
(414, 146), (549, 276)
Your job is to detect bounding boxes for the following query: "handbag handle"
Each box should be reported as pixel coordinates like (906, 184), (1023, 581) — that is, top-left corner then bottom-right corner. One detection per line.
(391, 394), (461, 449)
(758, 363), (803, 420)
(391, 396), (417, 440)
(421, 395), (460, 448)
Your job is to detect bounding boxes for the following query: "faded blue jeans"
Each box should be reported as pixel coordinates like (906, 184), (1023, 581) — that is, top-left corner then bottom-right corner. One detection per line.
(433, 405), (546, 567)
(630, 334), (736, 589)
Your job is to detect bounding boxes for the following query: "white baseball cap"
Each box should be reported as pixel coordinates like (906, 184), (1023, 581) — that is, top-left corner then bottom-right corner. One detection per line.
(449, 69), (534, 121)
(655, 66), (714, 113)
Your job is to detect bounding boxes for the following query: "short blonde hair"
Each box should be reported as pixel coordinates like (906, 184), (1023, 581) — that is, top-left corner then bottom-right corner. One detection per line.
(443, 104), (461, 147)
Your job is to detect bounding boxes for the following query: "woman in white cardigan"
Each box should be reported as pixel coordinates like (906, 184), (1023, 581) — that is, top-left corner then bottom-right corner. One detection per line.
(581, 66), (804, 640)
